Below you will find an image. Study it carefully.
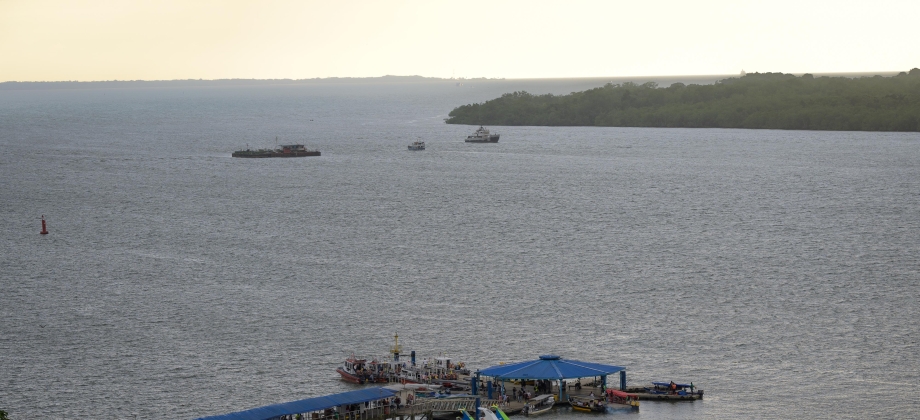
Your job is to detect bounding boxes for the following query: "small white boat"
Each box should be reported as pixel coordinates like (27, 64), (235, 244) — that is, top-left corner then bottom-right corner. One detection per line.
(523, 394), (555, 416)
(408, 140), (425, 150)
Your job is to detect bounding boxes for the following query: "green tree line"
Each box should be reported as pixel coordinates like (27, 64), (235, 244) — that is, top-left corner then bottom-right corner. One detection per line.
(445, 69), (920, 131)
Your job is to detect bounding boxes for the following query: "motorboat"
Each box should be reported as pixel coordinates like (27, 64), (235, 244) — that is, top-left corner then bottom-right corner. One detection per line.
(568, 395), (606, 413)
(523, 394), (555, 416)
(605, 389), (639, 410)
(464, 126), (499, 143)
(336, 355), (370, 384)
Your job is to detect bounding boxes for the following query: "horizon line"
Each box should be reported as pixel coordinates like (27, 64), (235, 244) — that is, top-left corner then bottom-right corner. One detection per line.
(1, 70), (908, 84)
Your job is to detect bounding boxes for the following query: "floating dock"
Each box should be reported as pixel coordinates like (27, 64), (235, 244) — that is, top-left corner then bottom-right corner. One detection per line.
(198, 349), (702, 420)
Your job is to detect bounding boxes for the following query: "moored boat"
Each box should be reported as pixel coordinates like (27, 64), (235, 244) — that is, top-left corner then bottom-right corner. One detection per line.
(605, 389), (639, 410)
(567, 395), (606, 413)
(336, 355), (371, 384)
(232, 144), (320, 158)
(464, 126), (499, 143)
(624, 381), (703, 400)
(523, 394), (555, 416)
(364, 358), (396, 383)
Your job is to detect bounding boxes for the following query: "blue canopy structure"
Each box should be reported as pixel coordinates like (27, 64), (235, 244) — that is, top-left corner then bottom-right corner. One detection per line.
(478, 355), (625, 380)
(196, 387), (398, 420)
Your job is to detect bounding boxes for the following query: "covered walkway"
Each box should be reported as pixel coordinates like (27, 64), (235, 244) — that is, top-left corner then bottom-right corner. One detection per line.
(196, 387), (398, 420)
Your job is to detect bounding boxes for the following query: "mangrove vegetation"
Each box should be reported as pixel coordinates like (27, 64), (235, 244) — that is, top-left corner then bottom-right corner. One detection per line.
(445, 69), (920, 131)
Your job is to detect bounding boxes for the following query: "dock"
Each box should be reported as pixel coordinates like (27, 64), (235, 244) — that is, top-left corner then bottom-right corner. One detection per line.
(197, 350), (702, 420)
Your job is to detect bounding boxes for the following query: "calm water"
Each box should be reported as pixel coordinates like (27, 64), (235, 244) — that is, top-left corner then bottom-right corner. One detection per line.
(1, 79), (919, 420)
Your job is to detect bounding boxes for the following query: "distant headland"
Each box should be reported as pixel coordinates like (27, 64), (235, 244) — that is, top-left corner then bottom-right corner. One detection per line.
(0, 75), (506, 90)
(445, 69), (920, 132)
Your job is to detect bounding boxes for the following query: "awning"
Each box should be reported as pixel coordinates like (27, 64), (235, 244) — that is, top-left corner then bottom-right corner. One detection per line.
(196, 387), (398, 420)
(477, 355), (625, 380)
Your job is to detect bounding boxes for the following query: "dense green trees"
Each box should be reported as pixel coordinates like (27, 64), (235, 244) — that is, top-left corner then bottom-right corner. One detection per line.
(445, 70), (920, 131)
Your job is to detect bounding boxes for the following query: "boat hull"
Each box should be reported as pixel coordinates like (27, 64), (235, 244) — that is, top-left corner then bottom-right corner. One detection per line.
(570, 405), (604, 413)
(525, 405), (554, 416)
(605, 402), (639, 411)
(336, 367), (366, 384)
(232, 151), (321, 158)
(568, 397), (606, 413)
(464, 138), (498, 143)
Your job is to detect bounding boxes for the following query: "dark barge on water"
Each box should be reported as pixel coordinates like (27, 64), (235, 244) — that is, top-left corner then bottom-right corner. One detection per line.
(623, 381), (703, 401)
(232, 144), (321, 158)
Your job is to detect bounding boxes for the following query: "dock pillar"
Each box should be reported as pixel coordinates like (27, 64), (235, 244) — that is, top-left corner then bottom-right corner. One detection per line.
(471, 374), (481, 419)
(619, 371), (626, 391)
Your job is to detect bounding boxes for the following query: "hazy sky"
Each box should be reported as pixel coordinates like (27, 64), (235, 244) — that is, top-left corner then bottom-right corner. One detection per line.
(1, 0), (918, 82)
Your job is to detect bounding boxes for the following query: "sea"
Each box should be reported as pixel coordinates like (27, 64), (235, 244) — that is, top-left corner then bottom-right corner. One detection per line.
(1, 76), (918, 420)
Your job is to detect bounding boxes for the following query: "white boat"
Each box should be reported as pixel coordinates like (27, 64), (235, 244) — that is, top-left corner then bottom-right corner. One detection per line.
(409, 141), (425, 150)
(465, 126), (499, 143)
(523, 394), (555, 416)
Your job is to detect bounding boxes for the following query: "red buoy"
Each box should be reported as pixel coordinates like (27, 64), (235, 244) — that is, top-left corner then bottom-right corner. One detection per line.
(40, 215), (48, 235)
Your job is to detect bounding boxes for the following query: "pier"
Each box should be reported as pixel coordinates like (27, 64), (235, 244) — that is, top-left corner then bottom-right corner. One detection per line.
(197, 353), (701, 420)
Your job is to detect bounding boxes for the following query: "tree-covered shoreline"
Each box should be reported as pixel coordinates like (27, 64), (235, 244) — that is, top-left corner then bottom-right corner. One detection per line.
(445, 69), (920, 131)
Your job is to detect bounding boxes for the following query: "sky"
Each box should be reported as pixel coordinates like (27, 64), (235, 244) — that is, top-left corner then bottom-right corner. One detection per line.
(1, 0), (918, 82)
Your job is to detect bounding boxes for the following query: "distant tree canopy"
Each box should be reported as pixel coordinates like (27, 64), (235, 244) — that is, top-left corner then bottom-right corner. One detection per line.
(445, 70), (920, 131)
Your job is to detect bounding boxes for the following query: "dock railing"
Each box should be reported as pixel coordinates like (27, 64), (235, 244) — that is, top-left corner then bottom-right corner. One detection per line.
(302, 398), (504, 420)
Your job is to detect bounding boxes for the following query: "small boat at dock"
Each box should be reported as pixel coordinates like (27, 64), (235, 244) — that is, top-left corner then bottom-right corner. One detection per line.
(523, 394), (555, 416)
(623, 381), (703, 400)
(568, 395), (606, 413)
(336, 355), (371, 384)
(605, 389), (639, 411)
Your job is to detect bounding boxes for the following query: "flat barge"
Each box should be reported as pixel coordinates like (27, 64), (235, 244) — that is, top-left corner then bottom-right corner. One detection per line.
(623, 382), (703, 401)
(232, 144), (320, 158)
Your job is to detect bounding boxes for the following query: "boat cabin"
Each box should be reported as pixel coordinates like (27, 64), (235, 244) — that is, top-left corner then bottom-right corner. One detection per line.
(343, 355), (367, 373)
(280, 144), (308, 153)
(530, 394), (554, 408)
(649, 381), (699, 396)
(606, 389), (639, 407)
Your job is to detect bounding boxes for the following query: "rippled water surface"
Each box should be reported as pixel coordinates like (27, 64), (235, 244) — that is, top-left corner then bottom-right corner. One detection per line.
(1, 80), (919, 419)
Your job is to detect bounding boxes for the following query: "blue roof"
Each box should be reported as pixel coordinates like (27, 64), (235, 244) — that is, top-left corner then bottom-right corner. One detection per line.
(478, 355), (625, 380)
(196, 387), (398, 420)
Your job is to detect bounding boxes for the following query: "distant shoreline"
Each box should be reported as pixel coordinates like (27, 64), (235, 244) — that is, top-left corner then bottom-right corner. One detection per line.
(445, 70), (920, 132)
(0, 72), (901, 90)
